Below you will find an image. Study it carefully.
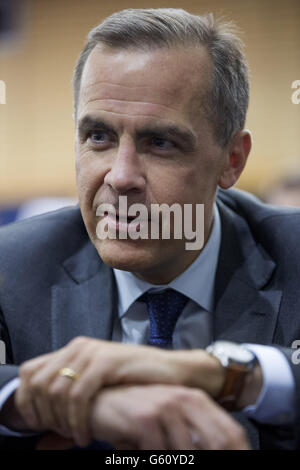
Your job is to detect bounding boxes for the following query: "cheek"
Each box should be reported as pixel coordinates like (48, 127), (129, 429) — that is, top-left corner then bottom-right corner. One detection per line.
(146, 167), (177, 203)
(163, 164), (200, 195)
(76, 151), (106, 207)
(164, 170), (215, 206)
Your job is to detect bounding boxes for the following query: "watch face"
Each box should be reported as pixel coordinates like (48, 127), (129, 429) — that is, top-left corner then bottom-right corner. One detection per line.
(209, 341), (255, 366)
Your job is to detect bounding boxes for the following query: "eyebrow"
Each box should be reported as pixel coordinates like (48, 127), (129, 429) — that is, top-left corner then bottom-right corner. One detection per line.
(78, 116), (115, 137)
(136, 124), (197, 150)
(78, 115), (198, 150)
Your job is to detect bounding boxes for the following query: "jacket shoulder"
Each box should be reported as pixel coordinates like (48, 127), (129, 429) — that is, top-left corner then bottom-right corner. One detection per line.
(217, 187), (300, 225)
(217, 187), (300, 254)
(0, 205), (88, 287)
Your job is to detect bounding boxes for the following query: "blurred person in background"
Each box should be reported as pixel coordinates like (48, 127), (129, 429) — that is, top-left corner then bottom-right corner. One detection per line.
(264, 175), (300, 208)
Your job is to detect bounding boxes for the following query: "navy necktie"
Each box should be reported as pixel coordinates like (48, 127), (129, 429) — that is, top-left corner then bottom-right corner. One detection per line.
(141, 289), (189, 348)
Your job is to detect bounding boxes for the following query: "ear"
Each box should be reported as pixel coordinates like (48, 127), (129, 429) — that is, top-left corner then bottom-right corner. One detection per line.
(218, 130), (252, 189)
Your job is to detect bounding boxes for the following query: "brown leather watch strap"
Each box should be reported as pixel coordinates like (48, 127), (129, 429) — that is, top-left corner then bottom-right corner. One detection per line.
(217, 362), (249, 411)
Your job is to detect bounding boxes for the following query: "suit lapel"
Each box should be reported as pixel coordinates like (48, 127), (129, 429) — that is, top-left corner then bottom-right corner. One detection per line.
(51, 240), (117, 351)
(213, 199), (282, 344)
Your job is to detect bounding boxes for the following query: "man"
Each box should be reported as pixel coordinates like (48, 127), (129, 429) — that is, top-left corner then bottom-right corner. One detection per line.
(0, 8), (299, 450)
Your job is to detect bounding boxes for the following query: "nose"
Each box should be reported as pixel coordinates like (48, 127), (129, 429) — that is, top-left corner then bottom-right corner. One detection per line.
(104, 135), (146, 194)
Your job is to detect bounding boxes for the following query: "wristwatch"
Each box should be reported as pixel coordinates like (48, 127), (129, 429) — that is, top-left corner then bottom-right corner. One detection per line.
(206, 340), (257, 411)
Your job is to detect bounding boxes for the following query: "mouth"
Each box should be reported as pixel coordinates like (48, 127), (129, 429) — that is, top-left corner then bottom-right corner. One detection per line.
(115, 213), (138, 223)
(103, 212), (150, 234)
(106, 211), (151, 223)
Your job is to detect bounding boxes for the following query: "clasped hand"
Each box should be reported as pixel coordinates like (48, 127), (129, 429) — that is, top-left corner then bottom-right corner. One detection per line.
(15, 336), (250, 450)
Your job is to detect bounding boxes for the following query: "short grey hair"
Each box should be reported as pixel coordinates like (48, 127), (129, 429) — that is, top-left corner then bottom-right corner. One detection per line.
(73, 8), (249, 147)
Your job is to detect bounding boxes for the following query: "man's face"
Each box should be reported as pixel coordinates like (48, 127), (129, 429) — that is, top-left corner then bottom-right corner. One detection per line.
(75, 44), (227, 283)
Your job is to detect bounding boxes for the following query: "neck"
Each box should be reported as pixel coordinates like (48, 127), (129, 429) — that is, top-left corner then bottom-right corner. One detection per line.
(133, 211), (214, 284)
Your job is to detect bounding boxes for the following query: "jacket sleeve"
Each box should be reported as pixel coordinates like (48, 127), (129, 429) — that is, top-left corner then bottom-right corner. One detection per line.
(0, 365), (19, 387)
(0, 308), (42, 449)
(0, 306), (19, 386)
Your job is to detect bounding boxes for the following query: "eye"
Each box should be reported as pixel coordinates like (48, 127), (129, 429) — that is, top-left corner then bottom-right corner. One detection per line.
(89, 131), (110, 144)
(150, 137), (175, 150)
(86, 130), (116, 150)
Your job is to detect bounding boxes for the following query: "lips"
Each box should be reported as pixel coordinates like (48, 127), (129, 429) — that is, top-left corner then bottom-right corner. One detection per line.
(108, 212), (150, 223)
(103, 211), (153, 235)
(115, 213), (137, 223)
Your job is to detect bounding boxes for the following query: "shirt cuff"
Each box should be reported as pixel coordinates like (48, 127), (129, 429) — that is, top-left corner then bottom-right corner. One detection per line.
(0, 377), (40, 436)
(242, 343), (295, 425)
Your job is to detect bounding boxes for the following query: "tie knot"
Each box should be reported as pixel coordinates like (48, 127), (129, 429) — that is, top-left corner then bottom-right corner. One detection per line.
(141, 289), (188, 348)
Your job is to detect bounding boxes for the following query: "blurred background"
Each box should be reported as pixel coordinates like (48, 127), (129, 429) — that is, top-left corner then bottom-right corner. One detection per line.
(0, 0), (299, 224)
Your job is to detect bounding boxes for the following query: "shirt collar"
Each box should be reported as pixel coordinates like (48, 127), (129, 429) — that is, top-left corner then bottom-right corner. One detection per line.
(113, 203), (221, 318)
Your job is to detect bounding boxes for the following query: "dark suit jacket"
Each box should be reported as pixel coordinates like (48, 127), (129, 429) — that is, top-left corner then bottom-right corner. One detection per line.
(1, 188), (300, 449)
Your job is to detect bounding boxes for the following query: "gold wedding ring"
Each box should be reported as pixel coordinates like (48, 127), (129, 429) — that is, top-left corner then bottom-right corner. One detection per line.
(58, 367), (80, 381)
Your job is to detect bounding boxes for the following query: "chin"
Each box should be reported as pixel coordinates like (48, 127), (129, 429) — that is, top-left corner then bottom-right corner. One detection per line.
(94, 238), (158, 272)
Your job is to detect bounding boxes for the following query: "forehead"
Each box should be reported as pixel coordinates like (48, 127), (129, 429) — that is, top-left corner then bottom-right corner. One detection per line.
(78, 44), (212, 122)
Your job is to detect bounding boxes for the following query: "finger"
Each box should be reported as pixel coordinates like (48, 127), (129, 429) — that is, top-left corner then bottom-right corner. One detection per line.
(24, 347), (79, 388)
(49, 358), (94, 442)
(17, 375), (68, 434)
(15, 382), (42, 430)
(20, 350), (85, 434)
(50, 380), (75, 437)
(88, 388), (140, 445)
(17, 350), (84, 435)
(66, 364), (107, 446)
(18, 368), (70, 432)
(33, 394), (62, 434)
(183, 391), (250, 450)
(138, 421), (167, 450)
(16, 353), (59, 429)
(17, 348), (77, 422)
(97, 388), (168, 450)
(19, 353), (57, 380)
(67, 395), (94, 447)
(161, 412), (197, 450)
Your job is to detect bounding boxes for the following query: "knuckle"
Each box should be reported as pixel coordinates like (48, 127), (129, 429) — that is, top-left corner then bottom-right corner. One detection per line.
(48, 382), (66, 400)
(28, 376), (44, 394)
(174, 386), (195, 401)
(193, 388), (206, 402)
(70, 336), (87, 347)
(69, 386), (84, 405)
(170, 386), (201, 406)
(187, 388), (208, 408)
(161, 394), (181, 411)
(137, 407), (158, 426)
(152, 387), (192, 414)
(19, 361), (34, 379)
